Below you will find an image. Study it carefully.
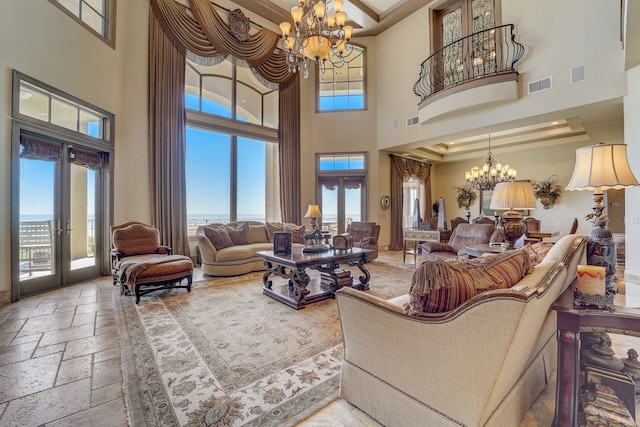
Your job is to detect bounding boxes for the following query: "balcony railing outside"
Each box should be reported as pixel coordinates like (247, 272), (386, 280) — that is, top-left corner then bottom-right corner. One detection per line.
(413, 24), (525, 102)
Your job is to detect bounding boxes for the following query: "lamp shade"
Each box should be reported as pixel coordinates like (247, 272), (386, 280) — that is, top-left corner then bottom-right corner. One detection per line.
(490, 181), (537, 210)
(304, 204), (322, 218)
(566, 143), (639, 191)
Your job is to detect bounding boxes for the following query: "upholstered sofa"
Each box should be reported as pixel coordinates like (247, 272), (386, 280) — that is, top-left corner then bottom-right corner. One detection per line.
(421, 223), (500, 261)
(196, 221), (305, 276)
(336, 234), (586, 427)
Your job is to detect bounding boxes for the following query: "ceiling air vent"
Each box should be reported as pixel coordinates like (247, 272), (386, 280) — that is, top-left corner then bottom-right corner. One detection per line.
(528, 76), (553, 94)
(570, 65), (585, 84)
(406, 116), (419, 127)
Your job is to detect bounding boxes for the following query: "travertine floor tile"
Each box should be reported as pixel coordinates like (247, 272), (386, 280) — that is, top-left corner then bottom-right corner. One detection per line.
(40, 323), (95, 347)
(56, 354), (92, 386)
(0, 378), (91, 427)
(0, 353), (61, 402)
(33, 342), (65, 358)
(18, 311), (75, 336)
(63, 331), (119, 360)
(45, 398), (128, 427)
(91, 382), (123, 407)
(0, 340), (37, 366)
(92, 356), (122, 390)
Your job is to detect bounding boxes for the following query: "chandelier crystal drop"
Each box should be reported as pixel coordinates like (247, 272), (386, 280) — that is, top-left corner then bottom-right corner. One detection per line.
(464, 135), (517, 191)
(279, 0), (354, 79)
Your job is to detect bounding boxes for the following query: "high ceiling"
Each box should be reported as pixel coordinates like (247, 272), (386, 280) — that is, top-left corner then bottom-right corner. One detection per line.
(230, 0), (427, 37)
(229, 0), (626, 164)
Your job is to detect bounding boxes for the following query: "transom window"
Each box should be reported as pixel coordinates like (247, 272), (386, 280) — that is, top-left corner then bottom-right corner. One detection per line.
(49, 0), (116, 47)
(318, 45), (366, 112)
(14, 71), (113, 144)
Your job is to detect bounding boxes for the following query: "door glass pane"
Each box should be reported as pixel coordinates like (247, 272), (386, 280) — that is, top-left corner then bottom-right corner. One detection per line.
(344, 178), (362, 224)
(185, 127), (231, 234)
(321, 179), (339, 234)
(19, 158), (56, 281)
(237, 137), (266, 222)
(69, 163), (96, 270)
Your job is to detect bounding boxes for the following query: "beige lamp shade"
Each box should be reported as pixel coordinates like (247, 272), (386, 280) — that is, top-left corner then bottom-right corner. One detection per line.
(490, 181), (537, 211)
(304, 204), (322, 218)
(566, 143), (639, 191)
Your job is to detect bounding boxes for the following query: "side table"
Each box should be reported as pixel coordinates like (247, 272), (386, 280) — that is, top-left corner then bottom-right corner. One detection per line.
(552, 279), (640, 427)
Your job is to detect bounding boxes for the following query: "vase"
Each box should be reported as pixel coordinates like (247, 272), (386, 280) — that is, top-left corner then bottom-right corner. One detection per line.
(539, 196), (551, 209)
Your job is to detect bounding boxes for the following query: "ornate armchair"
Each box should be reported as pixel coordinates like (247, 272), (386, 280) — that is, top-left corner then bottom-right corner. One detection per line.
(420, 223), (498, 261)
(111, 222), (193, 303)
(450, 216), (468, 231)
(346, 221), (381, 261)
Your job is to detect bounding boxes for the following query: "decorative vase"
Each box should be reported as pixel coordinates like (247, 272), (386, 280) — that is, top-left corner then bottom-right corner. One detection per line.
(539, 196), (551, 209)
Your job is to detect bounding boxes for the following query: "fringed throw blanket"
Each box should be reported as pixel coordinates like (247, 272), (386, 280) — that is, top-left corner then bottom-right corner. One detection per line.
(117, 254), (192, 287)
(405, 249), (532, 315)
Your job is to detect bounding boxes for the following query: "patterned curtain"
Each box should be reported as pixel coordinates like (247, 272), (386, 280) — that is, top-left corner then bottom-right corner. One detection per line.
(148, 0), (300, 253)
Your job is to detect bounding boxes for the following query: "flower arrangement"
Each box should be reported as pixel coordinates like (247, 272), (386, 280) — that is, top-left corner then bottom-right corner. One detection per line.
(532, 175), (563, 209)
(454, 184), (477, 210)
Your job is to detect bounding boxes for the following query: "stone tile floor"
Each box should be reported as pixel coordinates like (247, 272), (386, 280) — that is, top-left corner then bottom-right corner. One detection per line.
(0, 252), (633, 426)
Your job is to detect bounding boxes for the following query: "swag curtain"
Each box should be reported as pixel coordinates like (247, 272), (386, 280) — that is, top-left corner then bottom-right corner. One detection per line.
(389, 155), (432, 251)
(148, 0), (300, 254)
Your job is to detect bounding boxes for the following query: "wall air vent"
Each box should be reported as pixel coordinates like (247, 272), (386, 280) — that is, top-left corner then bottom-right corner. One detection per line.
(528, 76), (553, 94)
(570, 65), (585, 84)
(406, 116), (419, 127)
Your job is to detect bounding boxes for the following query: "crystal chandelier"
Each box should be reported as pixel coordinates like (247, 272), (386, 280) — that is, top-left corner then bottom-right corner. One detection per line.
(279, 0), (353, 79)
(464, 135), (517, 191)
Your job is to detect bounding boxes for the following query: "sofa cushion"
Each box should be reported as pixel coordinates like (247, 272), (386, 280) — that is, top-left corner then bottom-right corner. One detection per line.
(203, 226), (233, 251)
(248, 225), (269, 243)
(265, 221), (284, 242)
(284, 223), (305, 244)
(405, 249), (532, 314)
(225, 222), (251, 245)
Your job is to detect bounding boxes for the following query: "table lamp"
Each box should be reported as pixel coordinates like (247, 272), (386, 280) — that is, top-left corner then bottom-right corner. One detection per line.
(303, 204), (327, 252)
(490, 181), (537, 249)
(565, 142), (639, 293)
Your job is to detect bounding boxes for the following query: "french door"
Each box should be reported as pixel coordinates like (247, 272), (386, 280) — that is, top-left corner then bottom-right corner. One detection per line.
(318, 176), (365, 234)
(14, 133), (106, 300)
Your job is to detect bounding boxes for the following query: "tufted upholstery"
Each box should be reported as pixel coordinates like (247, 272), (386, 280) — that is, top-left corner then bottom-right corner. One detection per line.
(421, 223), (498, 261)
(346, 221), (380, 261)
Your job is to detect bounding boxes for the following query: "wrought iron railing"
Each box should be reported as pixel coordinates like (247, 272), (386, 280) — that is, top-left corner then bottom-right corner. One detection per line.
(413, 24), (525, 102)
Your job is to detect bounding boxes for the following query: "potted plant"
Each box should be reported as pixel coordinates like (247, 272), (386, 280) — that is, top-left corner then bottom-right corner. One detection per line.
(532, 175), (563, 209)
(454, 184), (477, 211)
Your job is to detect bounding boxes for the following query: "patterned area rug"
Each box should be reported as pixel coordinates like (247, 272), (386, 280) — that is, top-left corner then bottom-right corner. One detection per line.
(119, 259), (416, 426)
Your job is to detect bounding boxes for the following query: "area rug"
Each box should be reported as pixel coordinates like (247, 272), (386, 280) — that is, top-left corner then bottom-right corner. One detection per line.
(119, 259), (416, 426)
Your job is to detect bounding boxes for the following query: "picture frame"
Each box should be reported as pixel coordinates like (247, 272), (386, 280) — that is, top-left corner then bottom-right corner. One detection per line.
(273, 232), (292, 255)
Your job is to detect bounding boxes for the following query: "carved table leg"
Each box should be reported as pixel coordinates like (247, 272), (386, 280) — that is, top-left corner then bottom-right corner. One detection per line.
(554, 328), (580, 427)
(289, 267), (311, 302)
(262, 260), (275, 290)
(353, 253), (370, 290)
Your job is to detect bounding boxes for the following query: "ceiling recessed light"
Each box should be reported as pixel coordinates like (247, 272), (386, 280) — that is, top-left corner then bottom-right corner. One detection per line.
(551, 121), (559, 125)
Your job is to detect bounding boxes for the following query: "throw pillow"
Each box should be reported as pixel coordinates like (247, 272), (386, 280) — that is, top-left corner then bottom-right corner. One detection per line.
(283, 223), (305, 244)
(248, 225), (269, 243)
(265, 221), (284, 242)
(203, 226), (233, 251)
(523, 241), (555, 265)
(225, 222), (251, 245)
(404, 249), (532, 315)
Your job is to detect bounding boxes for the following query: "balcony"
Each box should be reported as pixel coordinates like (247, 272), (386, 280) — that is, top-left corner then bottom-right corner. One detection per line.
(413, 24), (525, 116)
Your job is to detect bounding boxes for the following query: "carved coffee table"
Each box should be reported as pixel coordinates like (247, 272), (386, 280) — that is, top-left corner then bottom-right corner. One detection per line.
(257, 248), (372, 309)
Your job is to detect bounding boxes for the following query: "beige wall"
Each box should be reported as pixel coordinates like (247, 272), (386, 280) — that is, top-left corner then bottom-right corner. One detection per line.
(624, 65), (640, 282)
(299, 37), (382, 236)
(0, 0), (150, 299)
(374, 0), (626, 150)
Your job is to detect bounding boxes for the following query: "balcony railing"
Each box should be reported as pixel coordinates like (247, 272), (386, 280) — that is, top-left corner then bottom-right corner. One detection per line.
(413, 24), (525, 102)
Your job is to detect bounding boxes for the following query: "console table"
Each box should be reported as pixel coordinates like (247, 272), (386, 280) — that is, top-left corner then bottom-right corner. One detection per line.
(257, 248), (371, 309)
(402, 229), (450, 263)
(552, 279), (640, 426)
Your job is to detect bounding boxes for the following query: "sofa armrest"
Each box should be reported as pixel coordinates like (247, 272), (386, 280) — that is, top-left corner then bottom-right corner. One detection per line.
(421, 241), (454, 254)
(360, 236), (377, 246)
(196, 227), (219, 262)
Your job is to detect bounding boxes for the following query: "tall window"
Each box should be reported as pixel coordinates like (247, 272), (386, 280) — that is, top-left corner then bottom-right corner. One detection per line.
(49, 0), (116, 47)
(185, 58), (279, 235)
(318, 45), (366, 112)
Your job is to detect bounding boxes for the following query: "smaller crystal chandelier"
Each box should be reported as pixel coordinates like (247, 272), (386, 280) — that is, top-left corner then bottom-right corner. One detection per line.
(464, 134), (517, 191)
(279, 0), (353, 79)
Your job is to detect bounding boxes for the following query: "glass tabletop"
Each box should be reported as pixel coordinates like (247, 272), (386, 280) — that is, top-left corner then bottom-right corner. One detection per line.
(614, 279), (640, 309)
